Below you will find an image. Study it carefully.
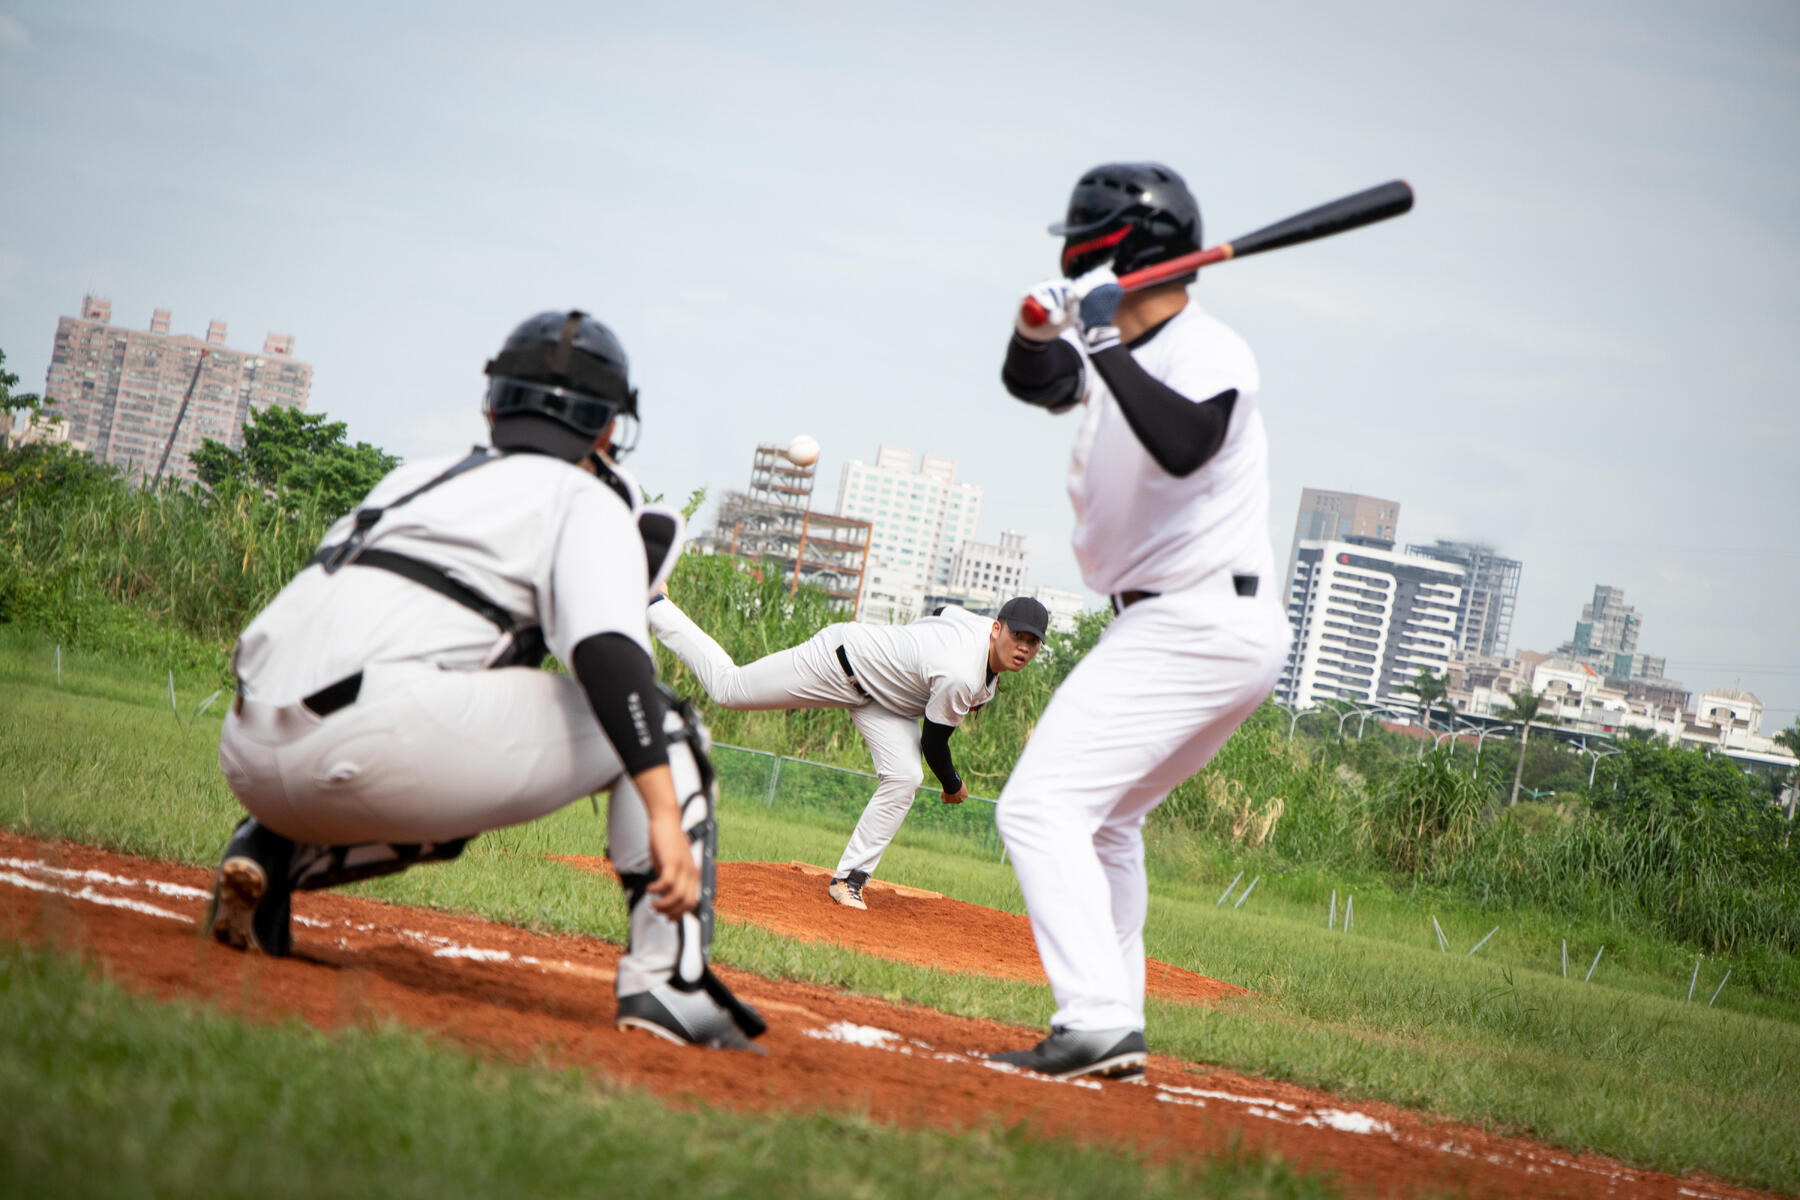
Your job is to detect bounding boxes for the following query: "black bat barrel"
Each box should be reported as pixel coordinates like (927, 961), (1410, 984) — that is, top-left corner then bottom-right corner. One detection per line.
(1229, 181), (1414, 258)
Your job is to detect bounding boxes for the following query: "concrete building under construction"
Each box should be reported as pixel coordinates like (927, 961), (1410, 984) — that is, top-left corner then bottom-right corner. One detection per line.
(701, 443), (871, 615)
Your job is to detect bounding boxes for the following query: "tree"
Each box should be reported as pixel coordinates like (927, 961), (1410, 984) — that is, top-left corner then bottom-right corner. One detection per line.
(1411, 668), (1451, 761)
(1, 347), (49, 437)
(1495, 687), (1554, 806)
(1774, 719), (1800, 820)
(194, 405), (398, 521)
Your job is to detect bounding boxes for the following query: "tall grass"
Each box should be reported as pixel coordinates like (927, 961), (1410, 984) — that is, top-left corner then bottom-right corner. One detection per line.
(1, 448), (332, 680)
(6, 443), (1798, 978)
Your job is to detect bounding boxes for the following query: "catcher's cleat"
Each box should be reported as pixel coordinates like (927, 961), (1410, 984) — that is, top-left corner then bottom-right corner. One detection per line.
(202, 818), (296, 957)
(987, 1027), (1148, 1082)
(827, 869), (870, 910)
(617, 986), (765, 1053)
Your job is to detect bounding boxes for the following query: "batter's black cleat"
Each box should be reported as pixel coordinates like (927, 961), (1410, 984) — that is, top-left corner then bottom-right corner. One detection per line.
(617, 985), (766, 1053)
(987, 1027), (1148, 1082)
(827, 868), (870, 910)
(202, 818), (297, 957)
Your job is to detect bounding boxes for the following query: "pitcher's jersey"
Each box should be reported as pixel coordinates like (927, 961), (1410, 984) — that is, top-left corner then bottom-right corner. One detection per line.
(233, 452), (649, 705)
(838, 605), (998, 725)
(1065, 303), (1274, 596)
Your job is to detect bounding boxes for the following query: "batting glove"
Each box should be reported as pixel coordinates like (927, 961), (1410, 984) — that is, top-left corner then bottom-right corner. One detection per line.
(1014, 279), (1075, 343)
(1069, 266), (1123, 353)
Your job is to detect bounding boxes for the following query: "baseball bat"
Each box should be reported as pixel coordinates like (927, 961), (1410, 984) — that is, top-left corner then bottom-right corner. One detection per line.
(1118, 179), (1414, 292)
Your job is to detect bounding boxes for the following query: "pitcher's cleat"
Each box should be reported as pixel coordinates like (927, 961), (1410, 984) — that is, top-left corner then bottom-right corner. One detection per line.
(827, 868), (870, 910)
(617, 986), (765, 1052)
(202, 818), (296, 956)
(987, 1027), (1148, 1082)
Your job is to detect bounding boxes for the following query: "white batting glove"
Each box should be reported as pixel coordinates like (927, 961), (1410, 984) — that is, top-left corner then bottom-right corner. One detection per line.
(1014, 279), (1075, 343)
(1069, 266), (1124, 353)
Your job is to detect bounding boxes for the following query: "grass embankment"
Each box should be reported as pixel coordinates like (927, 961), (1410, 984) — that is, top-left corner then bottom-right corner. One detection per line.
(0, 946), (1334, 1200)
(3, 631), (1798, 1192)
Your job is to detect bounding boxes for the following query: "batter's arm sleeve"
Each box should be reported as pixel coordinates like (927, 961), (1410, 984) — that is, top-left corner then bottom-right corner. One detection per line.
(1089, 345), (1238, 477)
(570, 632), (671, 777)
(1001, 332), (1084, 411)
(919, 719), (962, 794)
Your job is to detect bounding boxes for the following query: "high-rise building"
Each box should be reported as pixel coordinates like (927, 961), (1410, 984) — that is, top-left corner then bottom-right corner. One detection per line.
(1284, 488), (1400, 600)
(948, 530), (1029, 608)
(43, 295), (312, 486)
(836, 445), (982, 603)
(1278, 540), (1464, 709)
(1572, 585), (1639, 658)
(1558, 584), (1667, 681)
(1404, 539), (1522, 658)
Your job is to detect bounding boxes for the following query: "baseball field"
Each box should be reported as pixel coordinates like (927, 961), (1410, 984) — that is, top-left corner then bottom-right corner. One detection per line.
(4, 627), (1797, 1199)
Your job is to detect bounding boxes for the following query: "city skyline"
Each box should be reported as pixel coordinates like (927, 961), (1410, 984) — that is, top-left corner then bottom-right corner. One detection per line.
(1, 2), (1794, 724)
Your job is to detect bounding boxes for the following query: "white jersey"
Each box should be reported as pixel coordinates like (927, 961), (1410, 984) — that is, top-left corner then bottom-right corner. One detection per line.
(1065, 303), (1274, 596)
(838, 605), (998, 725)
(233, 451), (650, 705)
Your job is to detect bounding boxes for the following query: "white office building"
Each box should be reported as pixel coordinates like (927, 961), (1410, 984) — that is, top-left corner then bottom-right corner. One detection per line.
(951, 530), (1028, 603)
(837, 446), (982, 619)
(858, 558), (929, 626)
(1277, 540), (1465, 710)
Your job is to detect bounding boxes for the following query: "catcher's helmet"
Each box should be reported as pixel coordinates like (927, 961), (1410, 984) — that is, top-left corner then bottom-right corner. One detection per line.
(1051, 163), (1201, 279)
(484, 310), (640, 460)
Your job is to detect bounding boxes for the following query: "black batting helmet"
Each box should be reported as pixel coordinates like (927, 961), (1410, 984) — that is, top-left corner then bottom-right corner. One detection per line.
(1051, 163), (1201, 279)
(484, 311), (640, 461)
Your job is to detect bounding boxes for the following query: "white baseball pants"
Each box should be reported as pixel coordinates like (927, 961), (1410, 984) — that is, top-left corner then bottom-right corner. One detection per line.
(649, 601), (926, 880)
(219, 659), (710, 995)
(219, 661), (624, 845)
(996, 580), (1290, 1032)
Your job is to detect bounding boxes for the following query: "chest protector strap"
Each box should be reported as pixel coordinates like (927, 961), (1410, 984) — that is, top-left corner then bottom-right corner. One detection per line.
(309, 447), (547, 668)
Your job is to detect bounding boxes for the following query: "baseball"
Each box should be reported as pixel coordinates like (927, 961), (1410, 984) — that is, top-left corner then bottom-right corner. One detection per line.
(785, 434), (820, 467)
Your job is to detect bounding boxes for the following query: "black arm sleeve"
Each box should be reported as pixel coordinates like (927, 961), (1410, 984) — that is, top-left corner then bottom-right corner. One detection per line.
(570, 632), (670, 777)
(1001, 333), (1084, 412)
(1089, 344), (1238, 478)
(920, 719), (962, 793)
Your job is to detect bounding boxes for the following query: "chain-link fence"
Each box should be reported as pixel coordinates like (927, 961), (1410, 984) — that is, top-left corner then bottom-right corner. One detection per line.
(712, 742), (1008, 861)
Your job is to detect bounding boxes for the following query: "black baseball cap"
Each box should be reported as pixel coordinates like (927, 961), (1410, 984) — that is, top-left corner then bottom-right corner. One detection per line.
(997, 596), (1050, 639)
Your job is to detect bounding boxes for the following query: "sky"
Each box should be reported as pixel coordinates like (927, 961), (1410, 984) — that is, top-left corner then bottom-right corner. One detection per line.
(2, 0), (1796, 728)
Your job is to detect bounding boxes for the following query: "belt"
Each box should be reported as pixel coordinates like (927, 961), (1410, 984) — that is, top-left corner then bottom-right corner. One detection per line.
(301, 671), (363, 717)
(1110, 574), (1258, 615)
(835, 645), (870, 699)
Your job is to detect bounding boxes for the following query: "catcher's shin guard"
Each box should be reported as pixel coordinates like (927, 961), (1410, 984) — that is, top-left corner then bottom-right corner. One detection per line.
(289, 837), (469, 892)
(609, 693), (766, 1042)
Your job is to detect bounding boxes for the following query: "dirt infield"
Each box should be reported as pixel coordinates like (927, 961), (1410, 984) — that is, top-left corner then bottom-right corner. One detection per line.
(0, 832), (1772, 1200)
(557, 855), (1246, 1007)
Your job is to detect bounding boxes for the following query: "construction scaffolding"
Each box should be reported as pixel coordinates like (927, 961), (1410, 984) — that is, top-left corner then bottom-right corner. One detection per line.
(748, 443), (814, 510)
(700, 444), (870, 615)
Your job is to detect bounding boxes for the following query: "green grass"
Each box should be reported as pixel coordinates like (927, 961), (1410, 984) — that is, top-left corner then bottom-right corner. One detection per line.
(4, 630), (1799, 1192)
(0, 945), (1339, 1200)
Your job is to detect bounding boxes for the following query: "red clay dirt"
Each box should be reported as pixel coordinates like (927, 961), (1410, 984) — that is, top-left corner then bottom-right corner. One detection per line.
(0, 831), (1771, 1200)
(556, 855), (1246, 1007)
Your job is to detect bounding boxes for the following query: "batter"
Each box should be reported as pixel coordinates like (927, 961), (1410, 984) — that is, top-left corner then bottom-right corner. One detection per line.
(988, 163), (1291, 1081)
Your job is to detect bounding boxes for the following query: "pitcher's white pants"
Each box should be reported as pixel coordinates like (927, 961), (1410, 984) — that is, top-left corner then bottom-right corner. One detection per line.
(650, 601), (925, 879)
(996, 583), (1289, 1032)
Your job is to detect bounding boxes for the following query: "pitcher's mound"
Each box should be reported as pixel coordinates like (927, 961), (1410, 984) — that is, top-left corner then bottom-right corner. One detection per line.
(554, 858), (1245, 1006)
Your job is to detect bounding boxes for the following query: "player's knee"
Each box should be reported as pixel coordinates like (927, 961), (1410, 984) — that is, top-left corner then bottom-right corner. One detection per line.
(883, 762), (925, 794)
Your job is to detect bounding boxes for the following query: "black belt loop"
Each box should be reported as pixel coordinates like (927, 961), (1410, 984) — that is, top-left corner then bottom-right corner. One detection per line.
(301, 671), (363, 717)
(1233, 574), (1259, 598)
(835, 644), (870, 698)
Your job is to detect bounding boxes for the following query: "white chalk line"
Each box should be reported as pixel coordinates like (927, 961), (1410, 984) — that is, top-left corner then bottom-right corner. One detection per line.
(0, 856), (1744, 1197)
